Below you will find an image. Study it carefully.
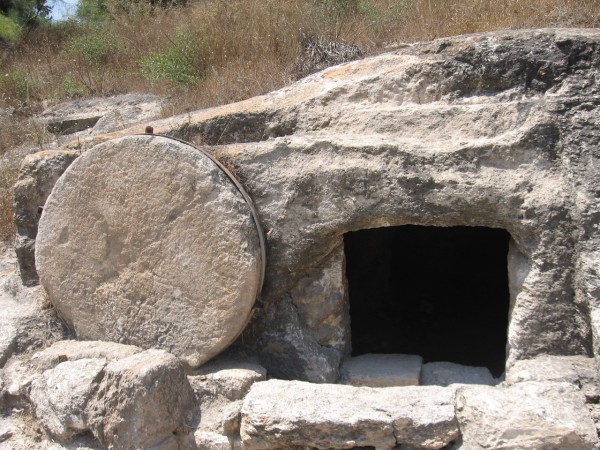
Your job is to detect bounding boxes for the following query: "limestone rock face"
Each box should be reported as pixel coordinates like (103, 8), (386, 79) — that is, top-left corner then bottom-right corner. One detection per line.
(13, 29), (600, 382)
(240, 379), (458, 449)
(12, 150), (80, 286)
(505, 355), (600, 402)
(35, 135), (262, 367)
(37, 94), (164, 136)
(29, 358), (106, 440)
(0, 244), (64, 367)
(456, 382), (599, 449)
(421, 362), (497, 386)
(188, 356), (266, 438)
(340, 353), (422, 387)
(86, 349), (195, 450)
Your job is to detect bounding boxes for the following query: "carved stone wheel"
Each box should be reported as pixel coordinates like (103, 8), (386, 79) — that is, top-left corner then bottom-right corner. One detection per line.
(36, 135), (264, 368)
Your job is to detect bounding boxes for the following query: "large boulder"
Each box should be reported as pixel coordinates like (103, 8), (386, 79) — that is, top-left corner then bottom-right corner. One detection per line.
(35, 135), (263, 368)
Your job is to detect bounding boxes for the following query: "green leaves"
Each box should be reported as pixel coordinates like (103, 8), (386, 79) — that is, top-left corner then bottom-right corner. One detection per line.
(139, 32), (200, 85)
(0, 13), (21, 42)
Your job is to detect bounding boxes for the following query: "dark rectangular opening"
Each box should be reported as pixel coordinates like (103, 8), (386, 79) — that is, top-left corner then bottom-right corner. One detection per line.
(344, 225), (510, 377)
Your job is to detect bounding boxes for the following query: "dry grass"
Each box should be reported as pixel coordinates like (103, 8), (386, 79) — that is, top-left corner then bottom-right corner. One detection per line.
(0, 154), (19, 242)
(1, 0), (597, 115)
(0, 0), (598, 242)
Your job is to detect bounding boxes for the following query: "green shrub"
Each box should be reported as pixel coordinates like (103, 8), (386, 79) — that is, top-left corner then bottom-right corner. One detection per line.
(139, 32), (200, 85)
(0, 14), (21, 43)
(62, 29), (124, 93)
(63, 31), (121, 64)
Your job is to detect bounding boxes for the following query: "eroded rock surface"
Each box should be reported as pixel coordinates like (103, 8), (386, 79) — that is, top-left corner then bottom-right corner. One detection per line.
(188, 356), (266, 440)
(455, 382), (599, 449)
(29, 358), (106, 440)
(0, 244), (64, 367)
(31, 340), (141, 371)
(86, 349), (195, 450)
(37, 94), (164, 137)
(421, 362), (497, 387)
(340, 353), (422, 387)
(240, 380), (459, 450)
(12, 150), (80, 286)
(35, 135), (262, 368)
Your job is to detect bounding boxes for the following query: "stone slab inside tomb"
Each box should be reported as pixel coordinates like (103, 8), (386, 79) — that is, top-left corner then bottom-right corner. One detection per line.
(3, 28), (600, 449)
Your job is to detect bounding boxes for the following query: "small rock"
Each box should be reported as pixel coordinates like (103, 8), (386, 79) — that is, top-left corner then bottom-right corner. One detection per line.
(0, 421), (19, 443)
(221, 401), (242, 436)
(340, 353), (422, 387)
(29, 358), (106, 440)
(194, 431), (232, 450)
(189, 357), (266, 435)
(420, 361), (497, 386)
(87, 349), (195, 450)
(190, 357), (267, 401)
(2, 357), (38, 399)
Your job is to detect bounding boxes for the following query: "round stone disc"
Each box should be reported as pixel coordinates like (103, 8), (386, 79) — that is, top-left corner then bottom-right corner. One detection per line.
(36, 135), (262, 367)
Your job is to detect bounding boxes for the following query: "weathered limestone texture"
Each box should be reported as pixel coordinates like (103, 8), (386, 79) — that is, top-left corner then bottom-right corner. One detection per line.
(31, 339), (142, 371)
(32, 28), (595, 381)
(29, 358), (106, 440)
(86, 349), (195, 450)
(0, 243), (64, 367)
(188, 356), (267, 436)
(505, 354), (600, 402)
(340, 353), (422, 387)
(421, 362), (497, 387)
(35, 135), (263, 368)
(240, 379), (459, 449)
(13, 150), (80, 285)
(37, 93), (164, 136)
(10, 28), (600, 377)
(455, 382), (599, 449)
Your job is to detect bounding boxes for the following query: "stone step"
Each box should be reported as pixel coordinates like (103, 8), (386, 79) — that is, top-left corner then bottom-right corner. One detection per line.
(339, 353), (422, 387)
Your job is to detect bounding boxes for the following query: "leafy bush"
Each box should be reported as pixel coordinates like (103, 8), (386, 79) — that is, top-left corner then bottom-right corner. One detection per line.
(63, 31), (121, 64)
(139, 32), (200, 85)
(62, 29), (125, 92)
(0, 14), (21, 43)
